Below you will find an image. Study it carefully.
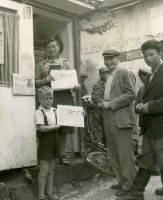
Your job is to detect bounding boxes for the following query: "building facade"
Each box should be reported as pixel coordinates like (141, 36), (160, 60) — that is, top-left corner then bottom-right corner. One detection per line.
(80, 0), (163, 94)
(0, 0), (94, 171)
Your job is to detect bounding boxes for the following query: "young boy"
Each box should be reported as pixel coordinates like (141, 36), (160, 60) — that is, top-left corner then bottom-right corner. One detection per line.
(117, 40), (163, 200)
(35, 86), (60, 200)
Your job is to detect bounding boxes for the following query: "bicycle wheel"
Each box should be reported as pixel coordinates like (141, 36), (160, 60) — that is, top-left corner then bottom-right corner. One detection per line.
(89, 111), (102, 142)
(86, 150), (115, 176)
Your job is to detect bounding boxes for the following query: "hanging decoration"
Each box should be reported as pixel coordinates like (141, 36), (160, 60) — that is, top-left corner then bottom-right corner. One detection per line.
(79, 20), (117, 35)
(78, 1), (117, 35)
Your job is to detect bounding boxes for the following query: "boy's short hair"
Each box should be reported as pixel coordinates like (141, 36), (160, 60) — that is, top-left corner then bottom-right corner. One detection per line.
(141, 40), (162, 54)
(38, 86), (53, 98)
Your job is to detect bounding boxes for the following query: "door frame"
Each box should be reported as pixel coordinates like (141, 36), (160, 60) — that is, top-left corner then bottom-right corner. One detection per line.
(30, 2), (82, 152)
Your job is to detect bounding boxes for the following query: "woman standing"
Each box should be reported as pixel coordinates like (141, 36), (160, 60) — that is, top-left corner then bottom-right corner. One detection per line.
(35, 36), (80, 164)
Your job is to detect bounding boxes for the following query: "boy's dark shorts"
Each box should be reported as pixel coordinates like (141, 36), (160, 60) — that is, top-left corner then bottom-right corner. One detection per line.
(38, 131), (60, 160)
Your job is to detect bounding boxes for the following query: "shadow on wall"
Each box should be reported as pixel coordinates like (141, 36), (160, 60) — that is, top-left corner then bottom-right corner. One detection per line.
(81, 59), (99, 95)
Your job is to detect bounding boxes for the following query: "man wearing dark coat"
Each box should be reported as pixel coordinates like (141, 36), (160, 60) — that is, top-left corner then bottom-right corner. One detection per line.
(81, 74), (88, 97)
(91, 66), (109, 144)
(155, 40), (163, 196)
(117, 40), (163, 200)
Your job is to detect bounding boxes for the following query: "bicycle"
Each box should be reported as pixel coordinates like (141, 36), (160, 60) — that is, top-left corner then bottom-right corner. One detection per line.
(81, 96), (115, 176)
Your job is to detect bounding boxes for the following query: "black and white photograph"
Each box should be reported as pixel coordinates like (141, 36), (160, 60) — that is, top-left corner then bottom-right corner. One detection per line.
(1, 0), (163, 199)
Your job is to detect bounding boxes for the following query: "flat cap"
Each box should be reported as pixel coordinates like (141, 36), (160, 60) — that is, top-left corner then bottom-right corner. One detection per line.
(99, 67), (109, 73)
(81, 73), (88, 77)
(102, 49), (120, 57)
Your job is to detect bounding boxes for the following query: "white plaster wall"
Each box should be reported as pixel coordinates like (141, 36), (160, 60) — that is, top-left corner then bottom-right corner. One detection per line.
(0, 0), (37, 170)
(80, 0), (163, 95)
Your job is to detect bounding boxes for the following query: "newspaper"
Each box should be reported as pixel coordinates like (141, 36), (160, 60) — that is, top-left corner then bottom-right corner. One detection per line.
(57, 105), (84, 127)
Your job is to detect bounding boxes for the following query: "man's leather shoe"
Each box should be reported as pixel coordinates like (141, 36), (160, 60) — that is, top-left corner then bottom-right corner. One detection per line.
(111, 183), (122, 190)
(116, 193), (144, 200)
(46, 193), (60, 200)
(115, 189), (130, 197)
(59, 157), (69, 165)
(155, 187), (163, 196)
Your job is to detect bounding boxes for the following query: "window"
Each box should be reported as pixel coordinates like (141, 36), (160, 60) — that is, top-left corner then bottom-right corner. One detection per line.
(0, 11), (19, 86)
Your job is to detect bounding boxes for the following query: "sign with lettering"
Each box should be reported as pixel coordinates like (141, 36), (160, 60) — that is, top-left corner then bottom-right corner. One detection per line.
(50, 70), (78, 91)
(19, 50), (35, 76)
(57, 105), (84, 127)
(81, 33), (163, 57)
(120, 49), (143, 62)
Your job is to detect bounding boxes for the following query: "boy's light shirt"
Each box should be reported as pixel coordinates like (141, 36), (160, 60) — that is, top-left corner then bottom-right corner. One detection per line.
(149, 61), (162, 81)
(104, 68), (116, 102)
(35, 105), (57, 129)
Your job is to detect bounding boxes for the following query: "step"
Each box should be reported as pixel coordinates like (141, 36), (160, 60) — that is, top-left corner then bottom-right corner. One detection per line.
(28, 157), (100, 186)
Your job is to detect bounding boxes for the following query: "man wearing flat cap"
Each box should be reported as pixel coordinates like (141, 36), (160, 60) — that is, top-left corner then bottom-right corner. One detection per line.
(91, 66), (109, 145)
(98, 49), (136, 197)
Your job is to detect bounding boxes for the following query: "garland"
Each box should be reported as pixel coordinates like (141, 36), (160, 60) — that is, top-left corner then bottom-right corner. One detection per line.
(79, 20), (117, 35)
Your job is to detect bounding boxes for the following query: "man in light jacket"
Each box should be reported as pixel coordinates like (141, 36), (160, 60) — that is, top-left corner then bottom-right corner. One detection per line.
(98, 49), (136, 198)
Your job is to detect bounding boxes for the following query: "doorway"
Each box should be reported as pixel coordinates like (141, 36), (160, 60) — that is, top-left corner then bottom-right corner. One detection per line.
(33, 9), (74, 67)
(33, 9), (79, 154)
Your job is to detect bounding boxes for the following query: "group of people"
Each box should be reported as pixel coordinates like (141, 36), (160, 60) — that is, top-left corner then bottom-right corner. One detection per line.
(91, 40), (163, 200)
(34, 37), (163, 200)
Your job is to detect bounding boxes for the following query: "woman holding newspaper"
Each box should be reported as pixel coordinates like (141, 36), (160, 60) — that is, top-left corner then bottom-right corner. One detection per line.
(35, 35), (80, 165)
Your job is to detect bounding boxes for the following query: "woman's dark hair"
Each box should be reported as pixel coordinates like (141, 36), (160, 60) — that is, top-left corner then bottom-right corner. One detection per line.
(46, 38), (60, 48)
(45, 35), (64, 53)
(141, 40), (162, 53)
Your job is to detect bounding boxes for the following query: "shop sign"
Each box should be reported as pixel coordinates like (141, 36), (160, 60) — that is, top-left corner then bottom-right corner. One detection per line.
(120, 49), (143, 62)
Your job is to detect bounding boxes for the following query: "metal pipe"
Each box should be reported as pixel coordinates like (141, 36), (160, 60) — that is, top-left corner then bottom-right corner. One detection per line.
(79, 0), (142, 21)
(110, 0), (141, 11)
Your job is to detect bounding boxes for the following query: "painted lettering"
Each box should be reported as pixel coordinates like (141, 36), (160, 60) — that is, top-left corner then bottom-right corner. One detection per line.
(134, 37), (142, 44)
(127, 52), (132, 60)
(81, 32), (163, 55)
(126, 49), (143, 61)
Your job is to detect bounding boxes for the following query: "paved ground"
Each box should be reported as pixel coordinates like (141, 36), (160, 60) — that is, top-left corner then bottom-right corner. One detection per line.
(59, 175), (163, 200)
(57, 135), (163, 200)
(2, 134), (160, 200)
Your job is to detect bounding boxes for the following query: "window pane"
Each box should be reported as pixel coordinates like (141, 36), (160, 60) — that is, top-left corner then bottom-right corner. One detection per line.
(0, 11), (19, 85)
